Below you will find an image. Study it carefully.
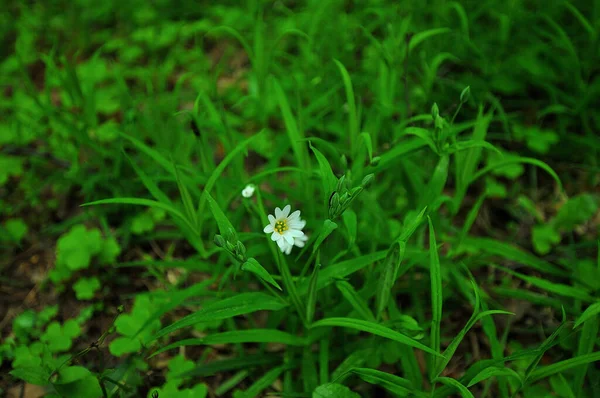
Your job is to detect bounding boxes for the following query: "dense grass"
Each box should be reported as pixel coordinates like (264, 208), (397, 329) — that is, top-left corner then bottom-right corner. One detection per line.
(1, 1), (599, 397)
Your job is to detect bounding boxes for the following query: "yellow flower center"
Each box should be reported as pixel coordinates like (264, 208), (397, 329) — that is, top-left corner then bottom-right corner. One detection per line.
(274, 219), (288, 234)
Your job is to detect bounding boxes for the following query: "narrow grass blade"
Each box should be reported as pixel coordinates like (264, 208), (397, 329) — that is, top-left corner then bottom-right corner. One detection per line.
(277, 252), (306, 325)
(359, 132), (373, 162)
(180, 354), (279, 378)
(204, 191), (236, 237)
(309, 142), (337, 210)
(334, 59), (359, 154)
(306, 264), (320, 324)
(348, 368), (426, 397)
(274, 78), (308, 170)
(336, 281), (376, 322)
(310, 317), (443, 357)
(428, 217), (443, 368)
(573, 302), (600, 328)
(573, 315), (598, 397)
(434, 377), (474, 398)
(409, 28), (451, 52)
(150, 329), (306, 357)
(173, 163), (198, 228)
(150, 292), (287, 341)
(237, 365), (287, 398)
(467, 367), (522, 387)
(302, 345), (319, 392)
(376, 242), (406, 320)
(528, 352), (600, 384)
(242, 258), (282, 291)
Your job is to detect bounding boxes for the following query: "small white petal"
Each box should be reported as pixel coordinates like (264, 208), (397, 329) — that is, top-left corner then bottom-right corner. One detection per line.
(271, 232), (282, 242)
(288, 220), (306, 230)
(285, 244), (293, 255)
(283, 232), (294, 245)
(288, 229), (304, 238)
(275, 207), (283, 218)
(268, 214), (276, 224)
(276, 237), (287, 251)
(264, 224), (274, 233)
(288, 210), (301, 221)
(241, 184), (255, 198)
(282, 205), (291, 218)
(294, 239), (306, 248)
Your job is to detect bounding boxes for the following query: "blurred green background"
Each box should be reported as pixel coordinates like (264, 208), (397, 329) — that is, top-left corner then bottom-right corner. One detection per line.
(1, 1), (599, 397)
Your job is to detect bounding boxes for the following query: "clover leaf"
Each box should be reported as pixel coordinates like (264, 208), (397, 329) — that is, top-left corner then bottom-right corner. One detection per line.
(0, 155), (24, 185)
(73, 277), (101, 300)
(109, 295), (161, 357)
(41, 320), (81, 353)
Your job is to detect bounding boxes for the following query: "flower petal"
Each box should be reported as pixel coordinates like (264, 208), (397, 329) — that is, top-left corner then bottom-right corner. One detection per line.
(271, 232), (282, 241)
(288, 210), (301, 221)
(276, 237), (287, 251)
(283, 232), (294, 245)
(294, 239), (306, 248)
(288, 229), (304, 238)
(282, 205), (291, 218)
(288, 220), (306, 229)
(285, 244), (293, 255)
(274, 207), (282, 218)
(268, 214), (276, 224)
(264, 224), (274, 233)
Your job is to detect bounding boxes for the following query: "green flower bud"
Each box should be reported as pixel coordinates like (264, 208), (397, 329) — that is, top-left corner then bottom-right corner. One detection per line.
(214, 234), (226, 248)
(340, 154), (348, 168)
(226, 241), (235, 253)
(336, 175), (346, 193)
(431, 102), (439, 120)
(361, 173), (375, 187)
(350, 186), (363, 197)
(236, 241), (246, 258)
(460, 86), (471, 103)
(370, 156), (381, 167)
(330, 191), (340, 211)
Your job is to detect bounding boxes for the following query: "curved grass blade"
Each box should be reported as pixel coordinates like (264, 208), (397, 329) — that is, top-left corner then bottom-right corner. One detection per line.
(306, 263), (321, 324)
(348, 368), (426, 397)
(428, 217), (443, 367)
(237, 364), (287, 398)
(528, 352), (600, 384)
(467, 367), (522, 387)
(274, 78), (308, 170)
(573, 302), (600, 329)
(409, 28), (451, 52)
(150, 292), (287, 342)
(434, 377), (474, 398)
(336, 281), (375, 322)
(376, 242), (406, 320)
(334, 59), (359, 154)
(310, 317), (443, 357)
(150, 329), (306, 357)
(309, 142), (337, 210)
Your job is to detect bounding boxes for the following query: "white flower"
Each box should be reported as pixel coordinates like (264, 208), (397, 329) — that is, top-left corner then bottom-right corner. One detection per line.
(263, 205), (306, 255)
(242, 184), (256, 198)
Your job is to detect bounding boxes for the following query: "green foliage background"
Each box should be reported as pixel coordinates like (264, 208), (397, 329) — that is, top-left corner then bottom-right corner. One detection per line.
(1, 0), (599, 397)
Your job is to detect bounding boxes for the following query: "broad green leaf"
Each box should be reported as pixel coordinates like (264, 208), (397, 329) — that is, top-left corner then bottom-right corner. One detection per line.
(242, 258), (282, 291)
(150, 293), (287, 341)
(204, 191), (236, 237)
(313, 383), (360, 398)
(376, 242), (406, 320)
(336, 281), (375, 321)
(10, 366), (51, 386)
(467, 366), (522, 387)
(311, 317), (443, 357)
(150, 329), (306, 357)
(434, 377), (474, 398)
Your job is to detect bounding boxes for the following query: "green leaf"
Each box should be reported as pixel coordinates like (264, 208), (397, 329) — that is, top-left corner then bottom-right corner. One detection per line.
(376, 242), (406, 320)
(310, 317), (443, 357)
(298, 251), (388, 295)
(310, 142), (337, 210)
(333, 59), (359, 154)
(151, 293), (287, 341)
(242, 258), (282, 291)
(174, 164), (198, 228)
(359, 132), (373, 161)
(528, 352), (600, 383)
(313, 220), (338, 254)
(553, 194), (598, 231)
(396, 207), (428, 242)
(348, 368), (424, 397)
(409, 28), (451, 52)
(574, 302), (600, 329)
(532, 224), (561, 255)
(428, 217), (443, 366)
(342, 210), (357, 246)
(150, 329), (306, 358)
(3, 218), (27, 243)
(82, 198), (195, 233)
(313, 383), (361, 398)
(10, 366), (51, 386)
(467, 366), (522, 387)
(236, 365), (287, 398)
(472, 156), (562, 192)
(306, 264), (321, 324)
(204, 191), (236, 237)
(336, 281), (375, 321)
(72, 277), (101, 300)
(55, 366), (91, 384)
(434, 377), (474, 398)
(274, 78), (308, 170)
